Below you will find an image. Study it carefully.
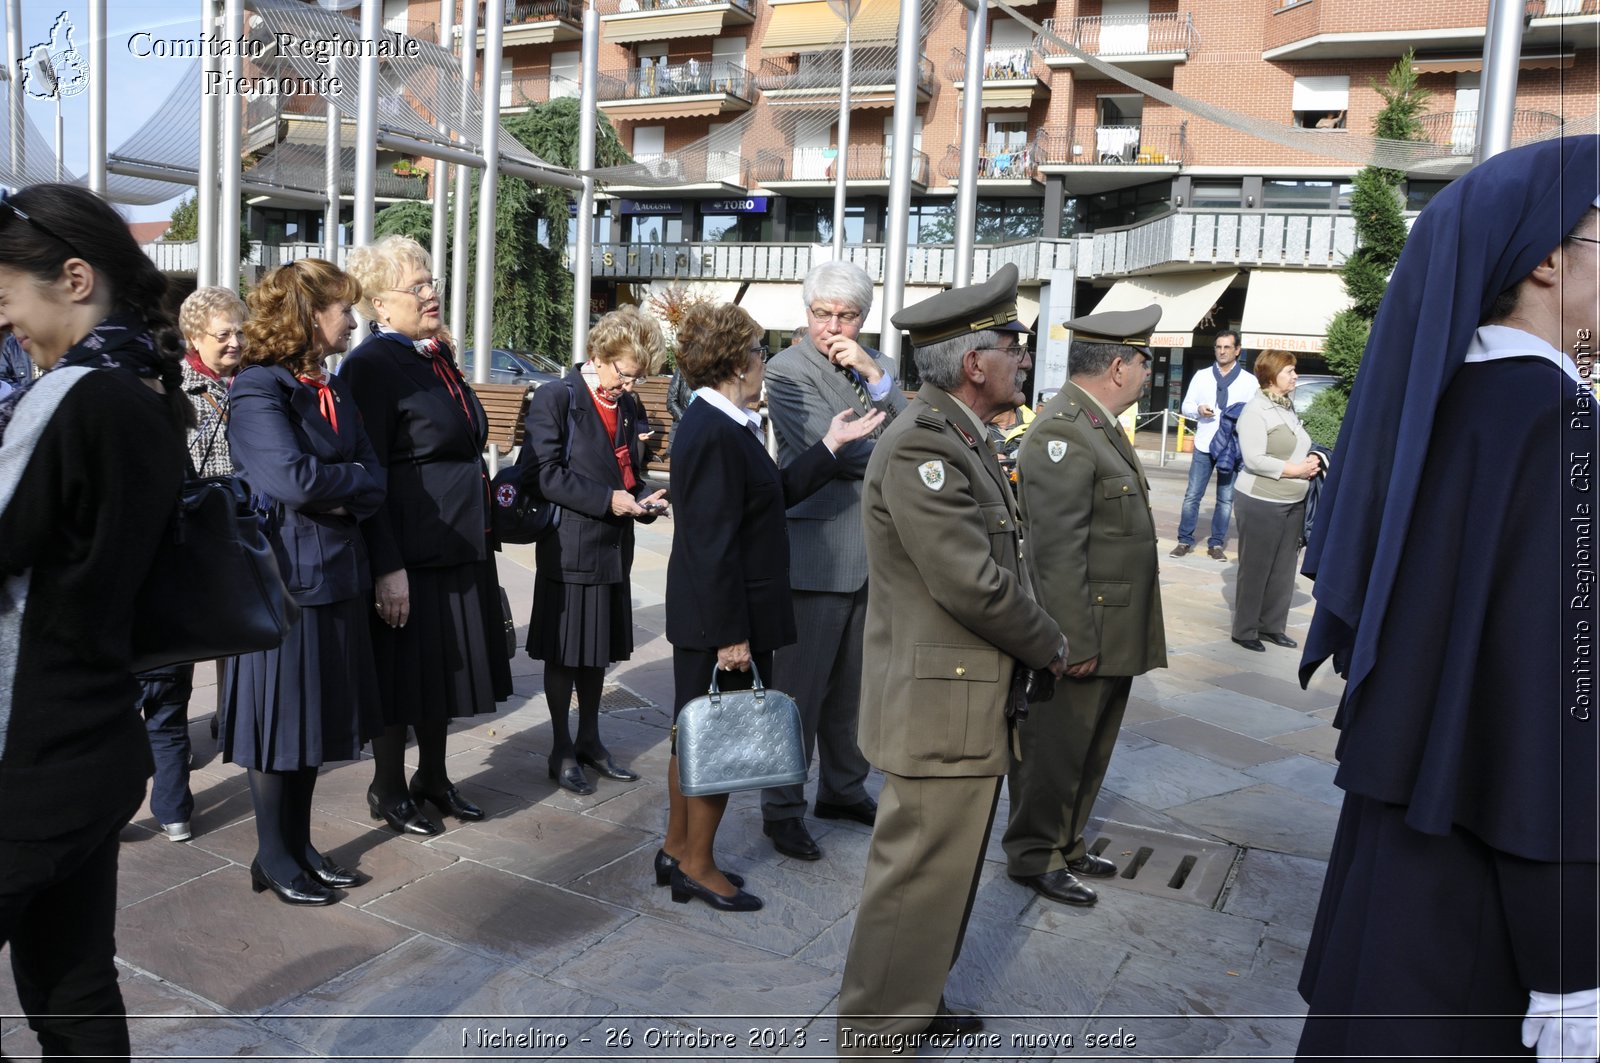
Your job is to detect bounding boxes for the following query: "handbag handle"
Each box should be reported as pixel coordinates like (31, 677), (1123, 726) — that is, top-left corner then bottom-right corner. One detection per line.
(705, 659), (766, 706)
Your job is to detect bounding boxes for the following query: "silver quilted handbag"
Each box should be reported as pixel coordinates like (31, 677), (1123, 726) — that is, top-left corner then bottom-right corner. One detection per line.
(675, 660), (806, 797)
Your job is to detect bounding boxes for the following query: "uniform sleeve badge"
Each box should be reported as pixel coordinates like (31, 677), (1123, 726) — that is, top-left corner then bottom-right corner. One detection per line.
(917, 460), (946, 491)
(1047, 440), (1068, 463)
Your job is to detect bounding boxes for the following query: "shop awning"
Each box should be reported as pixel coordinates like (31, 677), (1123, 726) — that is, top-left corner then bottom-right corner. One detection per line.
(1090, 269), (1236, 349)
(1240, 270), (1353, 354)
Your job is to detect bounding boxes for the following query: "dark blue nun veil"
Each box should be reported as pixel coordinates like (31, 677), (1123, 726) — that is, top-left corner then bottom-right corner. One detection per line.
(1301, 135), (1600, 692)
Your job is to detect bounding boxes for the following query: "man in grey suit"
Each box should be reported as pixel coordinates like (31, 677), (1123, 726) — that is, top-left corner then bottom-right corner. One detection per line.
(760, 260), (908, 861)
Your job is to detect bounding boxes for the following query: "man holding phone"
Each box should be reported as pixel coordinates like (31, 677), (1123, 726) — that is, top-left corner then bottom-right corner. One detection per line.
(1172, 329), (1257, 561)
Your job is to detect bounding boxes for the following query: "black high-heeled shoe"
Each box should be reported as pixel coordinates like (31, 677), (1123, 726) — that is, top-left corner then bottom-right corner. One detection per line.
(251, 859), (338, 906)
(669, 866), (762, 912)
(653, 848), (743, 889)
(575, 747), (640, 782)
(304, 850), (367, 889)
(366, 789), (442, 836)
(548, 753), (596, 795)
(410, 780), (485, 822)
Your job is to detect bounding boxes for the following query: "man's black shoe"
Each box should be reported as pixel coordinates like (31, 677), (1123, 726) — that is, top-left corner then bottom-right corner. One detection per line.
(763, 817), (821, 860)
(1260, 632), (1298, 648)
(1065, 851), (1118, 878)
(1232, 636), (1266, 652)
(924, 1012), (984, 1037)
(814, 797), (877, 826)
(1010, 868), (1098, 907)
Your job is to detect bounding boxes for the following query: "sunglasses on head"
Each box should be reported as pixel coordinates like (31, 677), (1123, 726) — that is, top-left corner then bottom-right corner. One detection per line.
(0, 189), (90, 263)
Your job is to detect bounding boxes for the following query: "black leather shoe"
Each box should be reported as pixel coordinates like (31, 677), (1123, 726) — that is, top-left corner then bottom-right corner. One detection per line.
(410, 780), (485, 822)
(547, 754), (596, 795)
(1260, 632), (1298, 648)
(1066, 851), (1118, 878)
(653, 849), (743, 889)
(669, 867), (763, 912)
(367, 790), (442, 836)
(575, 748), (640, 782)
(763, 817), (821, 860)
(814, 797), (877, 826)
(1231, 636), (1266, 652)
(1011, 868), (1098, 907)
(305, 850), (367, 889)
(251, 859), (338, 906)
(924, 1012), (985, 1037)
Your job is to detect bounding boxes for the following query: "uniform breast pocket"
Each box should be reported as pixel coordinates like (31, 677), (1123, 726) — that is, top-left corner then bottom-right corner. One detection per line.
(286, 524), (326, 595)
(908, 643), (1001, 762)
(979, 502), (1016, 552)
(1100, 475), (1137, 537)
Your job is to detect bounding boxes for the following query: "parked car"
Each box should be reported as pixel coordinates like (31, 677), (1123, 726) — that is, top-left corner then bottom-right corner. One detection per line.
(462, 348), (563, 389)
(1292, 373), (1339, 416)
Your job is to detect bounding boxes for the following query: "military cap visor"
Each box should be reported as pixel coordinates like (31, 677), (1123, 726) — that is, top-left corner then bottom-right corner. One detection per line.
(1063, 304), (1162, 347)
(890, 262), (1032, 347)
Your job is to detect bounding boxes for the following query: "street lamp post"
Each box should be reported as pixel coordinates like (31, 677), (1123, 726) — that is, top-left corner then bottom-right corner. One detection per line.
(826, 0), (860, 260)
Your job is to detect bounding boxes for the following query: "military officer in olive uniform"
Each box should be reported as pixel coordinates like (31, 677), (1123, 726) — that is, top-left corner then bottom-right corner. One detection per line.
(837, 264), (1068, 1049)
(1003, 306), (1168, 907)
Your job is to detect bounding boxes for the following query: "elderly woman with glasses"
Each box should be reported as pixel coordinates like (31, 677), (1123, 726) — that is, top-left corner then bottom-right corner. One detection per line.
(515, 305), (667, 795)
(342, 236), (512, 836)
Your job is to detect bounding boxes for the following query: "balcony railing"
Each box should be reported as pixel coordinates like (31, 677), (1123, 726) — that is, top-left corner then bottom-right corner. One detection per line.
(756, 53), (934, 94)
(944, 46), (1043, 82)
(597, 62), (753, 101)
(937, 137), (1046, 181)
(594, 0), (755, 13)
(1415, 108), (1563, 156)
(501, 0), (581, 23)
(589, 238), (1075, 285)
(1527, 0), (1600, 15)
(1038, 12), (1198, 58)
(749, 144), (930, 184)
(1036, 122), (1188, 166)
(1087, 209), (1363, 277)
(628, 150), (747, 185)
(502, 73), (581, 107)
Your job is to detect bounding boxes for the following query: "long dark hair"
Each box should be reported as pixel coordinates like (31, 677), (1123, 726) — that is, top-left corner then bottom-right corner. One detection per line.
(0, 183), (191, 430)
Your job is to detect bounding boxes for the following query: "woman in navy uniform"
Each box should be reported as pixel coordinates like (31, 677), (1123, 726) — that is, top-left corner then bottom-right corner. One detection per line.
(343, 236), (511, 834)
(224, 259), (387, 906)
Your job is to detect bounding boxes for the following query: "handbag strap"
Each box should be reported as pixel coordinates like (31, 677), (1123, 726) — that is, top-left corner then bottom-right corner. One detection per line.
(705, 658), (766, 705)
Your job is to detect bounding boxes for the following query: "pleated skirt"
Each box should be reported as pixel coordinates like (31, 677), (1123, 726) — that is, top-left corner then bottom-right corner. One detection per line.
(369, 558), (513, 728)
(526, 574), (634, 669)
(222, 596), (383, 771)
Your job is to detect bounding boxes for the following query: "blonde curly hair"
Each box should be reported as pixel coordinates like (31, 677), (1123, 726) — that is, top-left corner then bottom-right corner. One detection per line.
(242, 259), (361, 378)
(587, 305), (667, 375)
(344, 234), (433, 320)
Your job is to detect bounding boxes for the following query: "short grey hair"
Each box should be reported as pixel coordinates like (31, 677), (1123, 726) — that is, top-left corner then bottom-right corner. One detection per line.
(345, 234), (433, 319)
(802, 260), (873, 317)
(1069, 340), (1143, 379)
(914, 328), (1005, 391)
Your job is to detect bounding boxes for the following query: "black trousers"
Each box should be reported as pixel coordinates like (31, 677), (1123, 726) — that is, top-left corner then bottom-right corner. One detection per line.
(0, 800), (140, 1060)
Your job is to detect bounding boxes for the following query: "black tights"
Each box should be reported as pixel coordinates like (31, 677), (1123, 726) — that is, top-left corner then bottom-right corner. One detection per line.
(247, 766), (320, 884)
(544, 663), (606, 756)
(368, 716), (450, 804)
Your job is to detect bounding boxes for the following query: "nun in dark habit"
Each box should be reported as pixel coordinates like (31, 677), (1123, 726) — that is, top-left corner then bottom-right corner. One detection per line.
(1294, 136), (1600, 1060)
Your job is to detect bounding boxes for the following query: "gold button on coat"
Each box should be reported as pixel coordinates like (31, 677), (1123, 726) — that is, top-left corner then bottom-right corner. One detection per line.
(955, 665), (967, 677)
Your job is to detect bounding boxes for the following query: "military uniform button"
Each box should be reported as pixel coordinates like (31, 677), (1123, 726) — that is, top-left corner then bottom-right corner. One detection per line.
(1121, 485), (1129, 492)
(1095, 595), (1105, 603)
(955, 665), (967, 677)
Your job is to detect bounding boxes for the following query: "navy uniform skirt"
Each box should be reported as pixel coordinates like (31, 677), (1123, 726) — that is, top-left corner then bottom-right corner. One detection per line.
(526, 574), (634, 670)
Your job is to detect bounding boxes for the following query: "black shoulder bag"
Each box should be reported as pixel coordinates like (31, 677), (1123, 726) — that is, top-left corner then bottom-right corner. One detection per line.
(490, 382), (577, 546)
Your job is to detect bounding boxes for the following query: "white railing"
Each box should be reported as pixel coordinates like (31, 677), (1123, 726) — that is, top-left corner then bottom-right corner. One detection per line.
(144, 240), (350, 274)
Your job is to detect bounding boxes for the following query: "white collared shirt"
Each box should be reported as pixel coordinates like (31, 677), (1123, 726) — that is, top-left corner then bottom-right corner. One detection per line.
(1464, 324), (1586, 385)
(694, 385), (764, 438)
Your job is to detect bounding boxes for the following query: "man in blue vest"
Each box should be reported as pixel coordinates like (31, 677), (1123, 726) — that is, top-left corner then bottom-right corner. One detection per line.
(1172, 329), (1257, 560)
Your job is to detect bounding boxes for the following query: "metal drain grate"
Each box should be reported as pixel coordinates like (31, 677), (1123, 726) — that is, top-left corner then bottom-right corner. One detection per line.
(1083, 823), (1240, 909)
(599, 684), (653, 711)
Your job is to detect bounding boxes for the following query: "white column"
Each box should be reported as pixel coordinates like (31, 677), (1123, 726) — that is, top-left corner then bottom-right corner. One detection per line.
(431, 0), (455, 280)
(351, 0), (383, 245)
(953, 0), (986, 288)
(877, 0), (923, 372)
(1475, 0), (1527, 164)
(87, 0), (106, 194)
(5, 0), (22, 178)
(196, 0), (220, 288)
(324, 53), (341, 259)
(217, 0), (244, 288)
(572, 0), (599, 363)
(449, 0), (480, 348)
(472, 3), (505, 384)
(830, 14), (854, 259)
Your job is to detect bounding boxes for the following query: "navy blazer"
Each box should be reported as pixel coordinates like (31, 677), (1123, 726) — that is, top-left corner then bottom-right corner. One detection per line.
(664, 398), (838, 652)
(227, 364), (387, 607)
(517, 370), (657, 586)
(340, 332), (490, 575)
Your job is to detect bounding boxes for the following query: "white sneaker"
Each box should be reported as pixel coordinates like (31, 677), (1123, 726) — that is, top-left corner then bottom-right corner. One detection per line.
(163, 821), (192, 842)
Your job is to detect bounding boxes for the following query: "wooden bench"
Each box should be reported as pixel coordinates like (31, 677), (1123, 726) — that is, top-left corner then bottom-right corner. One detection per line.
(634, 375), (674, 474)
(470, 381), (534, 470)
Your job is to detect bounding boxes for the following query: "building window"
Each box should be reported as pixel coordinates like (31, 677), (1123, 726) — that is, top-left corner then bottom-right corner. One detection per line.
(908, 200), (954, 244)
(1189, 180), (1242, 209)
(1292, 75), (1348, 129)
(787, 200), (865, 245)
(977, 199), (1043, 240)
(550, 51), (580, 100)
(1405, 179), (1449, 212)
(698, 213), (764, 242)
(1261, 179), (1340, 209)
(1084, 180), (1171, 230)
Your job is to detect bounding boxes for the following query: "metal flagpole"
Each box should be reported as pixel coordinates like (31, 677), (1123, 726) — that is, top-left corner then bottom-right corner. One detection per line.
(87, 0), (106, 194)
(197, 0), (220, 288)
(878, 0), (923, 373)
(572, 0), (599, 364)
(1475, 0), (1526, 165)
(5, 0), (21, 178)
(218, 0), (244, 289)
(827, 0), (859, 260)
(953, 0), (986, 288)
(471, 4), (504, 385)
(324, 52), (341, 259)
(351, 0), (382, 246)
(448, 0), (478, 349)
(431, 0), (454, 285)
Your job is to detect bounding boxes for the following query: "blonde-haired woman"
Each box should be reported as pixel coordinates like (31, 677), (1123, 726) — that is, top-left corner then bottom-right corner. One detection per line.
(224, 258), (386, 904)
(516, 305), (666, 794)
(341, 234), (511, 833)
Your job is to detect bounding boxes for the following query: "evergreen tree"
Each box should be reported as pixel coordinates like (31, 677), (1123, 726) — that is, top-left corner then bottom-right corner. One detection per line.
(1301, 51), (1429, 446)
(373, 200), (435, 245)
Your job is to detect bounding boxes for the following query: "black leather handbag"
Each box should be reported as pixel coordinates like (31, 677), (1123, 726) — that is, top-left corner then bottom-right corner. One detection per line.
(489, 463), (561, 545)
(129, 476), (300, 672)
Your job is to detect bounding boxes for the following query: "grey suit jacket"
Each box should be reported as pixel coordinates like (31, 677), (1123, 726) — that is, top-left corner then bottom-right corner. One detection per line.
(764, 336), (907, 593)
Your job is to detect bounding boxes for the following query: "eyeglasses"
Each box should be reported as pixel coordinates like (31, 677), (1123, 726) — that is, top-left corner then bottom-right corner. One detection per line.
(208, 328), (244, 343)
(387, 278), (444, 299)
(810, 306), (862, 326)
(1570, 235), (1600, 246)
(751, 343), (770, 360)
(610, 365), (645, 385)
(0, 189), (89, 263)
(979, 344), (1028, 361)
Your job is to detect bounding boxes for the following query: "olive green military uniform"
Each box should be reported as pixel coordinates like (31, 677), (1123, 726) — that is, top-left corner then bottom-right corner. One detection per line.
(1003, 379), (1167, 876)
(837, 383), (1063, 1047)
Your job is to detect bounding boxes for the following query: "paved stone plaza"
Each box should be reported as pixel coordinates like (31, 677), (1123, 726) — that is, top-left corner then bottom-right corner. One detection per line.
(1, 454), (1347, 1062)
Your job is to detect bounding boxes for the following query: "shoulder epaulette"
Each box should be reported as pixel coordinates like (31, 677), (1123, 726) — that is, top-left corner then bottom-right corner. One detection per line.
(914, 412), (946, 432)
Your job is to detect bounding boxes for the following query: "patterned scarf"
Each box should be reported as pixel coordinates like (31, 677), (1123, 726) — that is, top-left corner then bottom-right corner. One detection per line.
(0, 314), (174, 444)
(1265, 390), (1296, 412)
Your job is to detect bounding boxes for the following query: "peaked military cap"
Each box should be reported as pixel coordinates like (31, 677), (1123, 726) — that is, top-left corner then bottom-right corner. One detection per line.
(890, 263), (1031, 347)
(1064, 304), (1162, 347)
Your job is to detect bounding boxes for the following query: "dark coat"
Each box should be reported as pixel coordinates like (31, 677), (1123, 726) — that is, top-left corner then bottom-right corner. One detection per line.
(227, 364), (387, 607)
(519, 370), (657, 586)
(340, 332), (491, 576)
(664, 397), (838, 653)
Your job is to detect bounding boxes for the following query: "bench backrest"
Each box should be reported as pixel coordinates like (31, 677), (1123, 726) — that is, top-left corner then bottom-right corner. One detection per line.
(470, 381), (534, 453)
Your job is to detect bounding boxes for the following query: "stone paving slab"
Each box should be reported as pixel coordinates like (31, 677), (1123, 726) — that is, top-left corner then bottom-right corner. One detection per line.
(1167, 784), (1340, 859)
(1101, 743), (1259, 811)
(1222, 849), (1328, 933)
(1242, 752), (1344, 808)
(1128, 715), (1294, 771)
(1160, 688), (1325, 741)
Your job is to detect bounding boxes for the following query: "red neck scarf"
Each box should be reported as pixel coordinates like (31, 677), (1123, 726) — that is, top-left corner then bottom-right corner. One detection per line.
(298, 372), (339, 433)
(185, 349), (221, 381)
